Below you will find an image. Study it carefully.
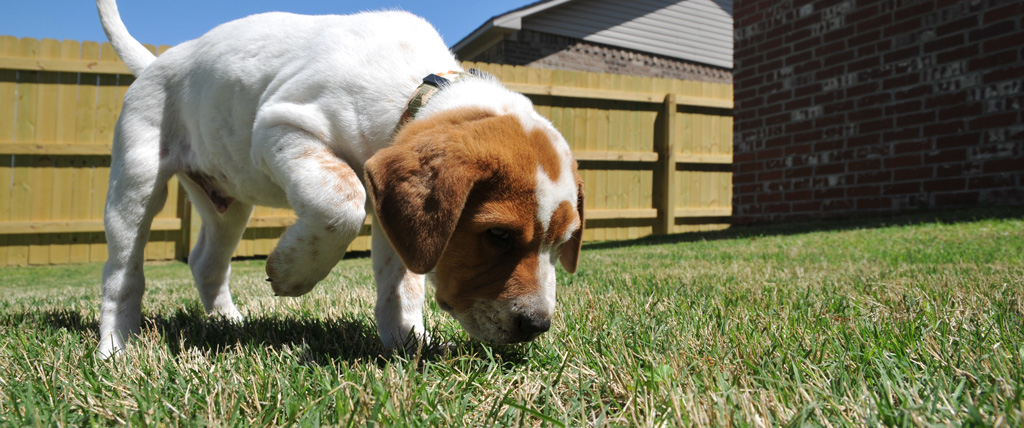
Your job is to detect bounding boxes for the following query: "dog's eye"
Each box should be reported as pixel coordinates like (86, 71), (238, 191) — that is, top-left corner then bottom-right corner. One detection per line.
(486, 227), (514, 250)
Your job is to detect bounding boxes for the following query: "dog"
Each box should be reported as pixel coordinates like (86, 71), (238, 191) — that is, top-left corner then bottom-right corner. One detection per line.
(95, 0), (584, 358)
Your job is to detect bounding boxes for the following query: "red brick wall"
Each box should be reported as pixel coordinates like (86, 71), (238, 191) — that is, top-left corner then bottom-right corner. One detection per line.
(733, 0), (1024, 223)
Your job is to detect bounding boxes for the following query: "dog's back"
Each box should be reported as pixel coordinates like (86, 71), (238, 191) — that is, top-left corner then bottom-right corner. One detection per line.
(120, 11), (461, 208)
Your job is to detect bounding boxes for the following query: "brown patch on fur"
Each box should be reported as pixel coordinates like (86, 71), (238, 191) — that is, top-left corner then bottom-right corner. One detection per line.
(302, 146), (364, 207)
(558, 177), (584, 273)
(186, 171), (235, 214)
(545, 201), (577, 245)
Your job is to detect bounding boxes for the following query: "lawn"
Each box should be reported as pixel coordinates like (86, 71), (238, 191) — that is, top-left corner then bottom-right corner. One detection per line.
(1, 209), (1022, 426)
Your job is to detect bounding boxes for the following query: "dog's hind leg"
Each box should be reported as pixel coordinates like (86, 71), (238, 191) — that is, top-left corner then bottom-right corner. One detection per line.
(253, 124), (367, 297)
(97, 122), (174, 359)
(179, 176), (253, 322)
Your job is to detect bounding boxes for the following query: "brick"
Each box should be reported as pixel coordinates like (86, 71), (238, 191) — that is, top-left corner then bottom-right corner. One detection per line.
(765, 203), (791, 214)
(849, 107), (884, 122)
(792, 200), (823, 212)
(862, 117), (896, 133)
(969, 113), (1017, 130)
(766, 90), (793, 105)
(849, 55), (881, 72)
(816, 64), (845, 80)
(784, 142), (814, 156)
(884, 17), (923, 38)
(815, 39), (847, 57)
(848, 185), (881, 197)
(857, 92), (893, 107)
(937, 45), (980, 63)
(846, 4), (879, 24)
(985, 158), (1024, 173)
(794, 36), (822, 54)
(894, 166), (934, 181)
(846, 81), (881, 98)
(883, 73), (921, 90)
(885, 100), (922, 116)
(823, 50), (856, 68)
(938, 103), (983, 121)
(925, 33), (965, 54)
(857, 171), (893, 184)
(936, 133), (980, 149)
(785, 96), (813, 110)
(758, 192), (784, 203)
(884, 127), (921, 142)
(856, 197), (893, 210)
(936, 16), (979, 35)
(893, 140), (931, 154)
(814, 187), (845, 199)
(937, 162), (982, 177)
(784, 166), (814, 179)
(969, 174), (1015, 189)
(970, 20), (1017, 43)
(925, 178), (966, 193)
(895, 1), (934, 22)
(856, 16), (893, 36)
(822, 199), (855, 211)
(738, 161), (762, 174)
(815, 162), (846, 175)
(894, 83), (933, 99)
(884, 46), (921, 64)
(924, 148), (967, 164)
(882, 182), (922, 195)
(925, 92), (966, 109)
(849, 159), (882, 172)
(847, 133), (882, 147)
(923, 121), (965, 136)
(983, 29), (1024, 54)
(969, 50), (1020, 71)
(934, 191), (980, 205)
(985, 3), (1024, 24)
(858, 43), (879, 57)
(733, 144), (757, 162)
(885, 154), (923, 169)
(983, 64), (1024, 84)
(784, 190), (812, 202)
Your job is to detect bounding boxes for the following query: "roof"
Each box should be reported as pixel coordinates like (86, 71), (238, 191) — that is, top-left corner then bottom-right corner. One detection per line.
(452, 0), (734, 69)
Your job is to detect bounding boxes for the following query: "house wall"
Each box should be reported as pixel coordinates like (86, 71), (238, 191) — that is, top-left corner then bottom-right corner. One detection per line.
(520, 0), (735, 69)
(732, 0), (1024, 224)
(467, 29), (733, 83)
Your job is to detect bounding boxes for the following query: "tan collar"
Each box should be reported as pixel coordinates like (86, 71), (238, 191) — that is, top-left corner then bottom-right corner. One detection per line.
(399, 70), (478, 127)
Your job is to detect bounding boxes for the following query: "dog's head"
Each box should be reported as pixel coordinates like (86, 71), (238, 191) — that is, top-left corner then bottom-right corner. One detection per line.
(365, 107), (583, 344)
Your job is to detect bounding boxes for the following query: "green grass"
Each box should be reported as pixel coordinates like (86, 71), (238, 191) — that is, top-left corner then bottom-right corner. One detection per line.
(1, 209), (1022, 426)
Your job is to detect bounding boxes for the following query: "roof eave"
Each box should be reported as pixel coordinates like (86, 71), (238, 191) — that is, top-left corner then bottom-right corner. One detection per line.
(451, 0), (574, 54)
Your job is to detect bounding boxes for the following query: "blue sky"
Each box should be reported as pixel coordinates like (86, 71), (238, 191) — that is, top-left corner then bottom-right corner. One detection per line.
(2, 0), (534, 48)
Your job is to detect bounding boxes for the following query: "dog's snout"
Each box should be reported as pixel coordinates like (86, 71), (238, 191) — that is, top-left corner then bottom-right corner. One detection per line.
(517, 315), (551, 339)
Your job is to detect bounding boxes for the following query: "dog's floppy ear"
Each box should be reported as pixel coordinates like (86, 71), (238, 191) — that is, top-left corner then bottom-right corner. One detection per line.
(559, 175), (584, 273)
(364, 137), (485, 274)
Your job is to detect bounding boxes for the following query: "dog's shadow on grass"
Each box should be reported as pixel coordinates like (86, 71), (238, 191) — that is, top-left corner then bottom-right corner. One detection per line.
(35, 307), (530, 368)
(151, 308), (387, 365)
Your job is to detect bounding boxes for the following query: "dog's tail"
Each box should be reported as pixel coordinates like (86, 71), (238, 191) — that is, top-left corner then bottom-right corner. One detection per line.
(95, 0), (156, 75)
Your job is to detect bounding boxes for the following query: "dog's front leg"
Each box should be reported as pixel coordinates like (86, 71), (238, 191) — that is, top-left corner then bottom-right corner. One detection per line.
(254, 124), (367, 297)
(371, 219), (429, 350)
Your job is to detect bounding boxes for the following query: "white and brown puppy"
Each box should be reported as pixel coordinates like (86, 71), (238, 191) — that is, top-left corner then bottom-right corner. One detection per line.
(95, 0), (583, 358)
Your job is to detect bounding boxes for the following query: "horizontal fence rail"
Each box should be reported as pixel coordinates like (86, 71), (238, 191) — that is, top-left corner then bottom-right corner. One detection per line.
(0, 36), (733, 266)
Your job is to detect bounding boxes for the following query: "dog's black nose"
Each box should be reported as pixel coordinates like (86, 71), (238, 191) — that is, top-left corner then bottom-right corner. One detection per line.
(517, 315), (551, 339)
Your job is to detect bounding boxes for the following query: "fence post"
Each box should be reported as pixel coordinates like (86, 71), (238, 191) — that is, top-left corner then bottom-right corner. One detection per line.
(654, 94), (678, 235)
(174, 182), (192, 261)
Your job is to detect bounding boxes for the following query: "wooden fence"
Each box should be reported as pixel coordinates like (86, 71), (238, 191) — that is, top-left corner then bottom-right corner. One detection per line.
(0, 36), (733, 266)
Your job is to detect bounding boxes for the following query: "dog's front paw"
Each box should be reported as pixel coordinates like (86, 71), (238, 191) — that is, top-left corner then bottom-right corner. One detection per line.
(265, 252), (324, 297)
